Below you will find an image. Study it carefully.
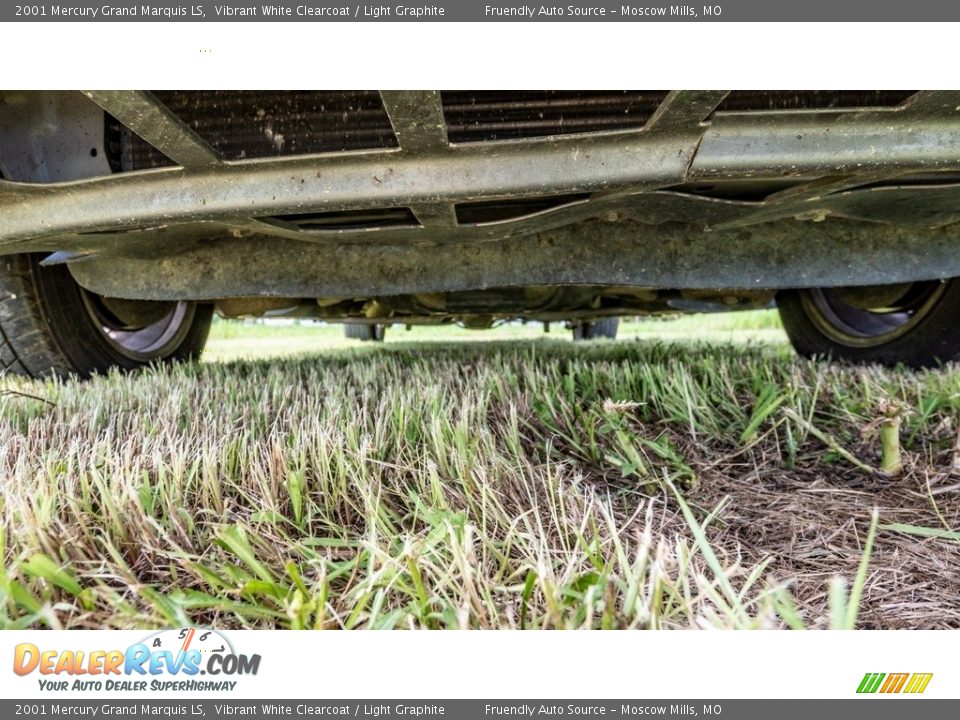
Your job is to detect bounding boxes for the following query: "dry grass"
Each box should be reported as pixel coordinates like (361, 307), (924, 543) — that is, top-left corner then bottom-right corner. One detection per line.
(2, 332), (959, 629)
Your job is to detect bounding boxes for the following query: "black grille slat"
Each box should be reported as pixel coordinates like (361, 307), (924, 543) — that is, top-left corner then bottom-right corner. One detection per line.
(455, 194), (591, 225)
(267, 207), (419, 231)
(442, 91), (669, 143)
(716, 90), (917, 113)
(445, 116), (660, 135)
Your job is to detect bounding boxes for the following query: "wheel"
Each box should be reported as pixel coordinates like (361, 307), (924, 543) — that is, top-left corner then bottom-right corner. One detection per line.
(343, 323), (386, 342)
(777, 279), (960, 367)
(572, 318), (619, 341)
(0, 253), (213, 379)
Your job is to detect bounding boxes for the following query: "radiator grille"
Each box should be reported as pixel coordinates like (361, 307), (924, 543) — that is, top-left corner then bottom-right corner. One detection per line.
(119, 91), (398, 170)
(110, 91), (922, 172)
(442, 90), (670, 143)
(715, 90), (916, 113)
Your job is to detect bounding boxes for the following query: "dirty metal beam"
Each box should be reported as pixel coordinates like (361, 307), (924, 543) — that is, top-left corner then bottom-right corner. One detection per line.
(709, 172), (902, 229)
(378, 90), (460, 228)
(690, 94), (960, 179)
(640, 90), (729, 180)
(762, 173), (891, 203)
(6, 93), (960, 245)
(380, 90), (450, 153)
(643, 90), (730, 134)
(67, 218), (960, 301)
(700, 89), (960, 226)
(0, 129), (695, 244)
(82, 91), (222, 169)
(409, 203), (459, 229)
(379, 92), (460, 228)
(896, 90), (960, 119)
(223, 216), (430, 243)
(213, 191), (716, 247)
(12, 182), (960, 261)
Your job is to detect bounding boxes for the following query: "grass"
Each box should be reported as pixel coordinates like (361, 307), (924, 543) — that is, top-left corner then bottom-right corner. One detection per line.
(201, 310), (787, 361)
(1, 310), (959, 629)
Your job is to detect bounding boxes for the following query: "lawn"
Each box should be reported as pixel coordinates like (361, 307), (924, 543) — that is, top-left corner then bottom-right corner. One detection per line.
(201, 310), (787, 361)
(1, 310), (958, 629)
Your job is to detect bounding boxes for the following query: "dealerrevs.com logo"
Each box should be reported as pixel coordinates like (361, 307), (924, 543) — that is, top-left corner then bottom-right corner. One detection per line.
(14, 628), (261, 693)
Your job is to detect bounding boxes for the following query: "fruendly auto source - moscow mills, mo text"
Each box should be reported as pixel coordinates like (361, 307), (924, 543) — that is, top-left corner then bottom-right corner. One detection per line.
(485, 5), (709, 17)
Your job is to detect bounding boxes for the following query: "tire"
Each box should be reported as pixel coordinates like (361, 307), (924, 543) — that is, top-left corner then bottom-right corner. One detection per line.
(0, 253), (213, 379)
(343, 323), (386, 342)
(572, 318), (619, 341)
(777, 279), (960, 367)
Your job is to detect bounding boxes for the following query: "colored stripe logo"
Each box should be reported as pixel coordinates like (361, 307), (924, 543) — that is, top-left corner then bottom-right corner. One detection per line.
(857, 672), (933, 694)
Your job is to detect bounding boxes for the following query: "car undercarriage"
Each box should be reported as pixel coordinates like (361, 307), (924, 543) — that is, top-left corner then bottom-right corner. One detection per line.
(2, 89), (960, 373)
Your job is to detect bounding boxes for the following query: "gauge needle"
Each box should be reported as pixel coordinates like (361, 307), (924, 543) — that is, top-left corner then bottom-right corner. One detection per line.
(175, 628), (196, 670)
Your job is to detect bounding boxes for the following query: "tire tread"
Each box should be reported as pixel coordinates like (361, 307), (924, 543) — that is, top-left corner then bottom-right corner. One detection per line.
(0, 254), (212, 378)
(0, 255), (73, 378)
(778, 282), (960, 368)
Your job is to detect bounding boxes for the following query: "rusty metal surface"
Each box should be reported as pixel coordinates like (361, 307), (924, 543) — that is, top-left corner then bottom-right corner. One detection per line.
(3, 90), (960, 307)
(2, 91), (960, 246)
(67, 218), (960, 301)
(84, 91), (222, 169)
(0, 125), (702, 240)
